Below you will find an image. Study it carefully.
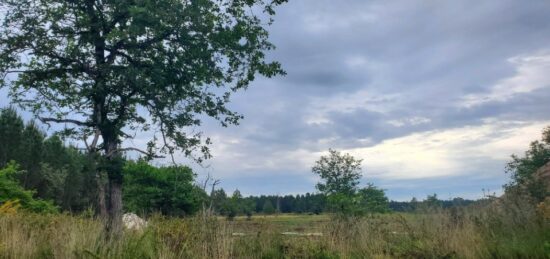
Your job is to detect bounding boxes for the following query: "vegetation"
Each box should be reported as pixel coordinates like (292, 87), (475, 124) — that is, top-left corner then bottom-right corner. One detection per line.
(312, 149), (390, 215)
(0, 108), (97, 212)
(0, 0), (548, 254)
(0, 162), (57, 214)
(0, 197), (548, 258)
(0, 108), (548, 258)
(505, 126), (550, 202)
(123, 161), (207, 217)
(0, 0), (286, 227)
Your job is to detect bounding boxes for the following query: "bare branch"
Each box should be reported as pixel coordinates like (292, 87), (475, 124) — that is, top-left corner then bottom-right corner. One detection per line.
(159, 120), (177, 165)
(114, 147), (165, 158)
(90, 128), (101, 150)
(39, 117), (93, 127)
(83, 134), (90, 151)
(202, 173), (212, 191)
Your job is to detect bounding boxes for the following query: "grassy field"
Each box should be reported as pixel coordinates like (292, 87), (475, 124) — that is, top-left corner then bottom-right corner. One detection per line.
(224, 214), (329, 233)
(1, 199), (549, 258)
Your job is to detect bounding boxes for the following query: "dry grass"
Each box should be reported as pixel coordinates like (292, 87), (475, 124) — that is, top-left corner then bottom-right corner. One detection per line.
(0, 197), (548, 258)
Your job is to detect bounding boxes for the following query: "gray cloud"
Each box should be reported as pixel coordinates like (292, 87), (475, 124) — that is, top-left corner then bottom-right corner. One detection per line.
(191, 0), (550, 199)
(3, 0), (550, 200)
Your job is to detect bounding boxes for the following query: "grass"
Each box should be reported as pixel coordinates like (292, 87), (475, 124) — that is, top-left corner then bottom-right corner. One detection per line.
(225, 214), (329, 233)
(1, 197), (549, 258)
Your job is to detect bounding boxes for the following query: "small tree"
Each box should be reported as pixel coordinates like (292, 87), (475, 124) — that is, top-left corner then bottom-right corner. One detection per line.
(262, 200), (276, 214)
(312, 149), (363, 215)
(358, 184), (389, 213)
(312, 149), (362, 196)
(424, 193), (441, 209)
(410, 197), (419, 211)
(225, 189), (242, 220)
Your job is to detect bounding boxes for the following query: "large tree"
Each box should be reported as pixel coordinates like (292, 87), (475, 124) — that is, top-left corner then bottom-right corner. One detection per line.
(0, 0), (285, 229)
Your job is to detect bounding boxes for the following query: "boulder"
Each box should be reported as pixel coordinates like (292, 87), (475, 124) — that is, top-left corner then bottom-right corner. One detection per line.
(122, 213), (147, 231)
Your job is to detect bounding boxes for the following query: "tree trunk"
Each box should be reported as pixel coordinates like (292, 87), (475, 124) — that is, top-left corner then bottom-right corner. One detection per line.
(97, 173), (108, 219)
(103, 135), (124, 234)
(108, 180), (123, 233)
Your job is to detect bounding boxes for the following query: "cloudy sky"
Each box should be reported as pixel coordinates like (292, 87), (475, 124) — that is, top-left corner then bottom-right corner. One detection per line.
(3, 0), (550, 200)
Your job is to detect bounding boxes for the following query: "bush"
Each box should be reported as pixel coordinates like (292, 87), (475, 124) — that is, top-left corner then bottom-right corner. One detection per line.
(0, 162), (57, 214)
(123, 161), (207, 216)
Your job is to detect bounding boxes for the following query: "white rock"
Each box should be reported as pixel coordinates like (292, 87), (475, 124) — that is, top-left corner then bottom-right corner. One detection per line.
(122, 213), (147, 231)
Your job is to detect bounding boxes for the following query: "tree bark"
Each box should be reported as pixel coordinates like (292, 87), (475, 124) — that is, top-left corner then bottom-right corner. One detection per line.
(97, 173), (108, 219)
(103, 135), (124, 234)
(108, 180), (123, 233)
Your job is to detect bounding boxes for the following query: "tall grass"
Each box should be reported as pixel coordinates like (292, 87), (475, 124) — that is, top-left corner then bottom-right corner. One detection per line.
(0, 196), (548, 258)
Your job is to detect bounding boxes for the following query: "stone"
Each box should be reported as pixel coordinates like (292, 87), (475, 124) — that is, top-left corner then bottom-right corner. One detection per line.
(122, 213), (147, 231)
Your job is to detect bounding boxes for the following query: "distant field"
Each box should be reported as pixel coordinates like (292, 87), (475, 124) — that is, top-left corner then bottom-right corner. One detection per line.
(223, 214), (330, 233)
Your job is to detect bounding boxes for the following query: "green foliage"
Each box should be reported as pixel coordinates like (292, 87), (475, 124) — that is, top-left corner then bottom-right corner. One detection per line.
(505, 126), (550, 201)
(312, 149), (362, 196)
(0, 0), (286, 222)
(0, 108), (98, 212)
(0, 162), (57, 213)
(262, 200), (276, 214)
(123, 161), (206, 216)
(0, 107), (24, 168)
(18, 121), (45, 190)
(358, 184), (390, 213)
(1, 203), (548, 258)
(424, 193), (442, 209)
(0, 0), (286, 162)
(224, 190), (243, 220)
(312, 149), (390, 215)
(211, 188), (228, 215)
(312, 149), (362, 215)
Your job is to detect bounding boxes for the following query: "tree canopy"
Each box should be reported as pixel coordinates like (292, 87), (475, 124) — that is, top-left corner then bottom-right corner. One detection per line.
(312, 149), (362, 196)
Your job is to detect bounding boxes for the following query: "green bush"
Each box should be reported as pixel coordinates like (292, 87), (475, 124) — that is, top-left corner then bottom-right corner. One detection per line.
(0, 161), (57, 213)
(123, 160), (207, 216)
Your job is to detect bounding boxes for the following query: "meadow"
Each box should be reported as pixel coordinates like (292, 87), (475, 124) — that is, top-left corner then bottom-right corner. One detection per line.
(1, 196), (548, 259)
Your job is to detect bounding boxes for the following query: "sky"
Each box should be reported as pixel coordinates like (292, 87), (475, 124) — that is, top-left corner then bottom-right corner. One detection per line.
(2, 0), (550, 201)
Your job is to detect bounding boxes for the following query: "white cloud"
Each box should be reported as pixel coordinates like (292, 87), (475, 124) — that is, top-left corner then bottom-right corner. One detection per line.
(387, 116), (431, 127)
(342, 120), (549, 180)
(189, 115), (548, 184)
(302, 4), (377, 33)
(306, 89), (399, 119)
(461, 51), (550, 107)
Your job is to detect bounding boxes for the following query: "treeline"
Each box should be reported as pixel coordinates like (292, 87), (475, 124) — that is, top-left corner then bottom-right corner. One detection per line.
(208, 189), (477, 217)
(389, 195), (476, 212)
(3, 107), (533, 218)
(0, 108), (207, 215)
(0, 108), (97, 212)
(210, 189), (327, 217)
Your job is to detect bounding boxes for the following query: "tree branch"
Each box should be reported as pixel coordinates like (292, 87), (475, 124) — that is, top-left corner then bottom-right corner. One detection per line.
(39, 117), (93, 127)
(90, 128), (101, 150)
(115, 147), (165, 158)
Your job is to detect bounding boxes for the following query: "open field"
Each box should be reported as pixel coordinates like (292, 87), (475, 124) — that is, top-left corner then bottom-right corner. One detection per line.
(1, 200), (548, 259)
(223, 214), (329, 234)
